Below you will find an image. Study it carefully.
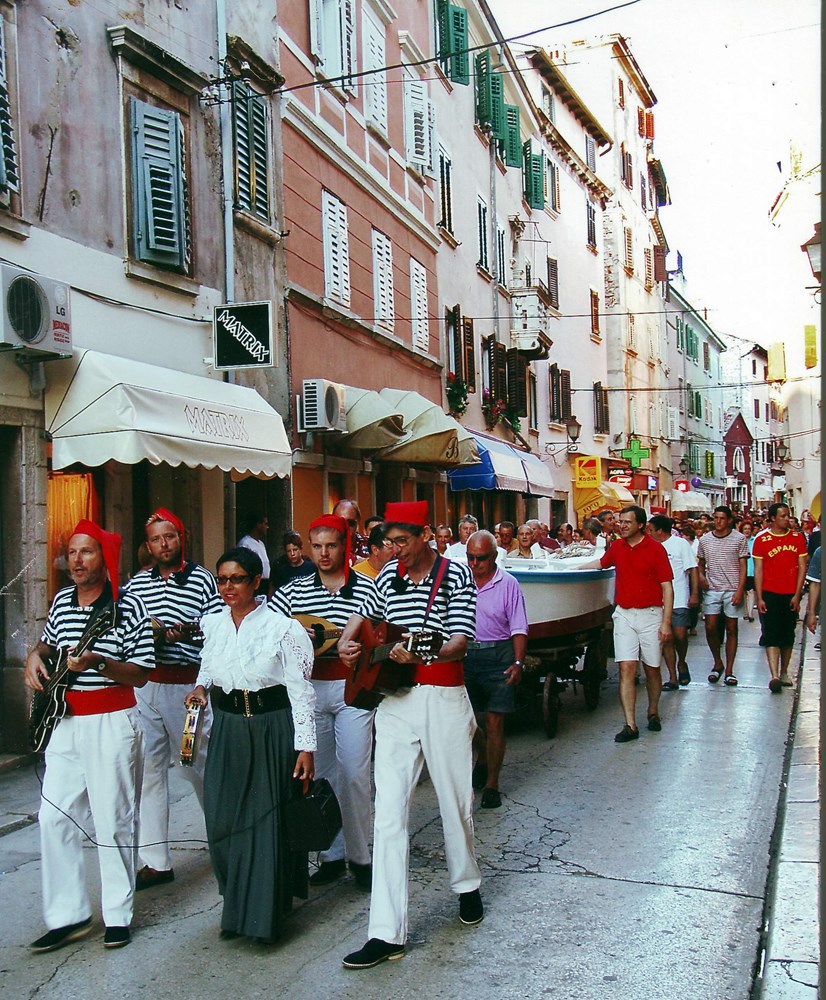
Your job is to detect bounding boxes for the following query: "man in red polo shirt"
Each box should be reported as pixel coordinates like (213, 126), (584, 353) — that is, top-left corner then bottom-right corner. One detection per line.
(579, 505), (673, 742)
(752, 503), (808, 692)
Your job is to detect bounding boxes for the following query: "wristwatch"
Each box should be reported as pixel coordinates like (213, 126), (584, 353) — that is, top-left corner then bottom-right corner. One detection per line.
(513, 660), (524, 668)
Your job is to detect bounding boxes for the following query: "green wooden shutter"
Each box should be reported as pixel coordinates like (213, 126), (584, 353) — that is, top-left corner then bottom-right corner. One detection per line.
(489, 72), (506, 140)
(131, 98), (188, 270)
(475, 50), (492, 127)
(234, 82), (271, 220)
(439, 2), (469, 85)
(523, 140), (544, 209)
(502, 104), (521, 167)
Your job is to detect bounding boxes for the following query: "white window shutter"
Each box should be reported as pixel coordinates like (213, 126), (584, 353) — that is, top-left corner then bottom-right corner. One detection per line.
(372, 229), (394, 329)
(405, 78), (429, 167)
(322, 190), (351, 306)
(363, 13), (386, 129)
(309, 0), (324, 66)
(426, 100), (437, 175)
(341, 0), (357, 91)
(410, 258), (429, 350)
(668, 406), (679, 441)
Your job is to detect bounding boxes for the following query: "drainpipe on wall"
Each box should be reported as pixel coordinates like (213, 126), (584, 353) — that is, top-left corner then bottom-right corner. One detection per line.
(215, 0), (237, 545)
(489, 135), (500, 342)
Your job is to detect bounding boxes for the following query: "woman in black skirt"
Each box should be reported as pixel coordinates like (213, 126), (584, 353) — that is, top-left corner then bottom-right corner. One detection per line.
(186, 547), (315, 942)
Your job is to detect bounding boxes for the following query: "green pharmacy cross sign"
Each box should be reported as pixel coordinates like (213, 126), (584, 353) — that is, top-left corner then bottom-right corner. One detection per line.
(620, 438), (650, 469)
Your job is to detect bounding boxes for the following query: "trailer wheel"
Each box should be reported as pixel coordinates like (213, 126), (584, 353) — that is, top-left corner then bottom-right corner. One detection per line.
(582, 640), (606, 710)
(542, 672), (559, 738)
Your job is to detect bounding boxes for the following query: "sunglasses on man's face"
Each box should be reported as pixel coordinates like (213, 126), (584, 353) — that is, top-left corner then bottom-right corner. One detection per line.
(466, 552), (493, 562)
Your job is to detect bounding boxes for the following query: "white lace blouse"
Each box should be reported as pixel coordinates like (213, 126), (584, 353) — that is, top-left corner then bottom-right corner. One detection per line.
(196, 603), (316, 751)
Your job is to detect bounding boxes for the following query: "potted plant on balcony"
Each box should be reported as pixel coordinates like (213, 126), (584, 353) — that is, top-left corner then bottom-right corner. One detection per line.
(446, 371), (469, 417)
(481, 389), (506, 428)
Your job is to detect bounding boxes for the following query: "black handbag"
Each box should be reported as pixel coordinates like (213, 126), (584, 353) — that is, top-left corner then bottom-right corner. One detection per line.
(284, 778), (342, 852)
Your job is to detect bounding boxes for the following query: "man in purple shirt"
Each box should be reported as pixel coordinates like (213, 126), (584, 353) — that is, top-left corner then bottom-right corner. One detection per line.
(464, 530), (528, 808)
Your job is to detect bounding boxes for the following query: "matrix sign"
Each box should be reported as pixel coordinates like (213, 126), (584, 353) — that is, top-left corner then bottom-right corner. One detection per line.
(213, 301), (273, 370)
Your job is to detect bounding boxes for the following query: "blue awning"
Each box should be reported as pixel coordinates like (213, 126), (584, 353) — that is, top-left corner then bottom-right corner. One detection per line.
(448, 435), (555, 496)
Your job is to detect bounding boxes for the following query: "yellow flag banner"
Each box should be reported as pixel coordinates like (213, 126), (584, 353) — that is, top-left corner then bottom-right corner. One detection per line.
(804, 325), (818, 369)
(767, 342), (786, 382)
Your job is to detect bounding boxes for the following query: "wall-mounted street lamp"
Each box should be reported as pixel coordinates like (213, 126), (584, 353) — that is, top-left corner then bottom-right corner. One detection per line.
(774, 440), (805, 469)
(801, 222), (821, 284)
(545, 415), (582, 456)
(679, 456), (689, 474)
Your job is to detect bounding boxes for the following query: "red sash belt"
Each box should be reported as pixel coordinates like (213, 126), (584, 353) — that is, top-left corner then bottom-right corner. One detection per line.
(312, 658), (350, 681)
(66, 686), (137, 716)
(151, 663), (200, 685)
(411, 660), (464, 687)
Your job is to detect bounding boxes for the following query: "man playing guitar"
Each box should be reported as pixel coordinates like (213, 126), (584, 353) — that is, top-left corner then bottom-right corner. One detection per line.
(338, 501), (483, 970)
(124, 508), (222, 890)
(268, 513), (380, 890)
(24, 520), (155, 952)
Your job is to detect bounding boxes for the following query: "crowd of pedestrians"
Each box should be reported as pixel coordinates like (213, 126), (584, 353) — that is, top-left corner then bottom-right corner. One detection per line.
(22, 498), (819, 968)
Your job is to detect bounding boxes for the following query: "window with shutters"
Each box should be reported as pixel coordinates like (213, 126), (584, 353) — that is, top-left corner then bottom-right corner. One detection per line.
(623, 226), (634, 274)
(371, 229), (394, 330)
(644, 110), (655, 139)
(653, 245), (667, 282)
(438, 146), (453, 233)
(321, 189), (351, 305)
(484, 335), (508, 402)
(676, 317), (684, 352)
(447, 307), (476, 391)
(436, 1), (469, 85)
(640, 174), (647, 211)
(506, 348), (528, 417)
(667, 406), (679, 441)
(617, 77), (625, 108)
(545, 160), (561, 213)
(585, 135), (596, 172)
(678, 378), (684, 414)
(522, 140), (544, 210)
(546, 258), (559, 309)
(501, 104), (521, 168)
(130, 98), (191, 272)
(586, 201), (597, 249)
(687, 383), (694, 417)
(462, 315), (477, 391)
(753, 398), (760, 420)
(474, 51), (505, 141)
(404, 72), (434, 169)
(549, 364), (571, 422)
(529, 370), (538, 430)
(0, 17), (19, 201)
(590, 290), (600, 336)
(703, 341), (710, 371)
(310, 0), (357, 92)
(232, 82), (270, 223)
(593, 381), (610, 434)
(542, 87), (556, 124)
(477, 197), (489, 272)
(362, 11), (387, 132)
(495, 222), (507, 286)
(644, 247), (654, 291)
(626, 312), (637, 352)
(410, 257), (429, 351)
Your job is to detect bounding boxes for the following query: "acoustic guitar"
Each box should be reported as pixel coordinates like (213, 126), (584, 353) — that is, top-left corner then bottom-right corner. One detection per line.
(28, 603), (118, 753)
(344, 619), (442, 710)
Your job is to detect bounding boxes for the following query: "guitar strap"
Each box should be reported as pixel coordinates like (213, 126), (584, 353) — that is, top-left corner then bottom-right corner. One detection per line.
(421, 555), (449, 628)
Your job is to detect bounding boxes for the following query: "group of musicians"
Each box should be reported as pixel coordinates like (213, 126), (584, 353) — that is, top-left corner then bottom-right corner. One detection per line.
(24, 500), (489, 969)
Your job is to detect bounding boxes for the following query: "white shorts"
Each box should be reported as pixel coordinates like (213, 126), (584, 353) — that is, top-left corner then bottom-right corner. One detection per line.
(612, 606), (663, 667)
(703, 590), (740, 618)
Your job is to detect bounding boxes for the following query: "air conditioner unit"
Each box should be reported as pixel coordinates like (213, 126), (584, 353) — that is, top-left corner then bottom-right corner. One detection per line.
(0, 265), (72, 357)
(300, 378), (347, 432)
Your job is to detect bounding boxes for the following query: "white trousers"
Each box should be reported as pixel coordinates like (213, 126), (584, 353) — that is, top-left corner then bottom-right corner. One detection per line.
(40, 707), (143, 929)
(313, 678), (374, 866)
(368, 685), (481, 945)
(136, 680), (210, 871)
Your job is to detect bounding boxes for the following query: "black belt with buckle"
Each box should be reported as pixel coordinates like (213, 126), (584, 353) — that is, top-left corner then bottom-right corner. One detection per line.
(212, 684), (290, 717)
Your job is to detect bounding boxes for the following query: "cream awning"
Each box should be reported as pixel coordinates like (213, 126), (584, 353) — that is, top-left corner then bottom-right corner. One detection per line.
(340, 385), (407, 451)
(599, 481), (636, 503)
(45, 350), (291, 479)
(375, 389), (480, 467)
(754, 484), (775, 501)
(671, 490), (713, 513)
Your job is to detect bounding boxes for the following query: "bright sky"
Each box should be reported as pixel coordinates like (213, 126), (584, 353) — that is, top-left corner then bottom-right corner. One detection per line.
(487, 0), (822, 346)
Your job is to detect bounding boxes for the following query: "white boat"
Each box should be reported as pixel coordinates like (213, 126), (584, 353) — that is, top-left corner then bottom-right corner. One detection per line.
(503, 558), (615, 643)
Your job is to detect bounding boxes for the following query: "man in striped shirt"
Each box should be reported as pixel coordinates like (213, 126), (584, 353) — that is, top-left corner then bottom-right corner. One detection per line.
(124, 508), (222, 890)
(25, 520), (155, 952)
(339, 501), (482, 971)
(269, 513), (379, 890)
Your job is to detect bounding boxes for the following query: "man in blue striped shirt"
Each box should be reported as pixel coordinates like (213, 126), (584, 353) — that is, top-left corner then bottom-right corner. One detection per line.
(339, 501), (482, 970)
(124, 508), (222, 890)
(25, 520), (154, 952)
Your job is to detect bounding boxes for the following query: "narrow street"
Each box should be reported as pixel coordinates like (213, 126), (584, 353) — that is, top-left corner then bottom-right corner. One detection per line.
(0, 622), (816, 1000)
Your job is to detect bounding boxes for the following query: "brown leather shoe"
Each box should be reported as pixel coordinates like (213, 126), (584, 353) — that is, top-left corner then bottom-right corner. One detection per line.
(135, 865), (175, 891)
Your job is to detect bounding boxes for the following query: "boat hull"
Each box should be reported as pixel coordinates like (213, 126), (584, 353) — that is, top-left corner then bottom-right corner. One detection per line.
(504, 563), (615, 643)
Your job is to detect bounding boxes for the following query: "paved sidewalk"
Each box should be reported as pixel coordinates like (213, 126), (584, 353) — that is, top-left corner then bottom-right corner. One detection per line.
(756, 625), (821, 998)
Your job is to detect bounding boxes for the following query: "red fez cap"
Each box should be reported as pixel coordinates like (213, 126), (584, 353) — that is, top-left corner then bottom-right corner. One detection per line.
(384, 500), (429, 527)
(71, 519), (122, 595)
(146, 507), (186, 566)
(309, 513), (351, 570)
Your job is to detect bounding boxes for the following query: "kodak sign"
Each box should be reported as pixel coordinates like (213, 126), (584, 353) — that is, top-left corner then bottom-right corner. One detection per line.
(574, 455), (601, 487)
